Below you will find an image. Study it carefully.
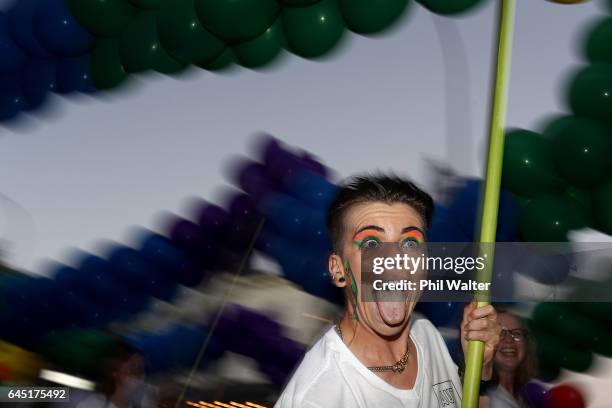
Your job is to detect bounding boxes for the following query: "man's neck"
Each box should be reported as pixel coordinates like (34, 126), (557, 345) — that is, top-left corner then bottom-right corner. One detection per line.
(338, 313), (412, 365)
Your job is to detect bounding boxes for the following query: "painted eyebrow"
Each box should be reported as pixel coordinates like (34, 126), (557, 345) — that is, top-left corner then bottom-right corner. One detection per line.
(353, 225), (385, 238)
(401, 226), (426, 235)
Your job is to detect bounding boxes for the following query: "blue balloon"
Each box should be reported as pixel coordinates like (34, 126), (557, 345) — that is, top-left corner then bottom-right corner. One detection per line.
(0, 72), (28, 120)
(56, 56), (96, 93)
(0, 12), (26, 73)
(33, 0), (94, 56)
(258, 192), (332, 252)
(139, 233), (202, 287)
(427, 205), (471, 243)
(21, 58), (57, 110)
(284, 170), (338, 210)
(447, 179), (521, 242)
(79, 254), (129, 305)
(7, 0), (51, 58)
(256, 227), (341, 303)
(107, 246), (176, 301)
(415, 301), (463, 327)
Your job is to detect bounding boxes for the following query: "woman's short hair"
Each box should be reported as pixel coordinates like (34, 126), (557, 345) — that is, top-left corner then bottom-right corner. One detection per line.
(326, 174), (434, 252)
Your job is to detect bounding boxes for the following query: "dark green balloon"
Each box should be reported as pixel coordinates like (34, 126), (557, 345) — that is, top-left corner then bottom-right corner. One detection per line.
(128, 0), (160, 9)
(520, 195), (588, 242)
(68, 0), (136, 36)
(157, 0), (226, 66)
(200, 48), (236, 71)
(502, 129), (565, 198)
(585, 17), (612, 63)
(416, 0), (485, 15)
(593, 181), (612, 235)
(120, 12), (186, 74)
(282, 0), (345, 59)
(90, 38), (129, 90)
(279, 0), (322, 5)
(194, 0), (280, 42)
(234, 18), (285, 68)
(339, 0), (410, 34)
(545, 115), (612, 188)
(568, 63), (612, 127)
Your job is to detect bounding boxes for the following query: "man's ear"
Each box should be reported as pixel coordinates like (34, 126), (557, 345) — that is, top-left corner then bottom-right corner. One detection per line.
(328, 253), (347, 288)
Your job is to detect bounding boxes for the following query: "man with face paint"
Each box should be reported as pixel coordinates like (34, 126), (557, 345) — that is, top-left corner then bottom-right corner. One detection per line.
(275, 175), (501, 408)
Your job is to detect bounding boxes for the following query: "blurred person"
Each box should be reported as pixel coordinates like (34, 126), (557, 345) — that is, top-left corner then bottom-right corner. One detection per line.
(77, 340), (156, 408)
(483, 308), (537, 408)
(275, 174), (501, 408)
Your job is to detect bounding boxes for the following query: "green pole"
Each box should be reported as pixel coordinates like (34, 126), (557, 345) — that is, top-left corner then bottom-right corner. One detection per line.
(461, 1), (516, 407)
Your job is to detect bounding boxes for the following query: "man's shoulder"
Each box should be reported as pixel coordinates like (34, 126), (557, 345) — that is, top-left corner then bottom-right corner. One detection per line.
(275, 328), (342, 407)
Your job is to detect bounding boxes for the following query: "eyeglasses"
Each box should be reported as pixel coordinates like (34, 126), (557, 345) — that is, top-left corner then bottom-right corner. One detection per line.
(500, 328), (528, 342)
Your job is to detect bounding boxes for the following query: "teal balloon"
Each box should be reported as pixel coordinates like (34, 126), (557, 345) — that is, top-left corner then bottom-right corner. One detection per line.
(585, 17), (612, 63)
(339, 0), (410, 34)
(195, 0), (280, 42)
(120, 12), (185, 73)
(90, 38), (128, 90)
(593, 182), (612, 235)
(67, 0), (136, 36)
(568, 63), (612, 127)
(520, 195), (588, 242)
(234, 18), (285, 68)
(416, 0), (485, 15)
(282, 0), (345, 58)
(157, 0), (226, 66)
(502, 129), (565, 197)
(545, 116), (612, 188)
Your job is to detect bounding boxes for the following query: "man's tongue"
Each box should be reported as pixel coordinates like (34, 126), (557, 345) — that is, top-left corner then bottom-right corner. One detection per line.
(376, 300), (406, 325)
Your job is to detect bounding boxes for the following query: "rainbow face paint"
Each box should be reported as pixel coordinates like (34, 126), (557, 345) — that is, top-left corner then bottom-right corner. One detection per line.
(399, 226), (426, 250)
(352, 228), (384, 249)
(343, 260), (359, 321)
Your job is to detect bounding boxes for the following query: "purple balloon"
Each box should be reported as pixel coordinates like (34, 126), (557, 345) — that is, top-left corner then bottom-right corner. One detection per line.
(520, 381), (548, 408)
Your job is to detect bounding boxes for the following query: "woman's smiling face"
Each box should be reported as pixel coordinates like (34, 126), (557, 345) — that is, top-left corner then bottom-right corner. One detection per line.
(333, 201), (426, 337)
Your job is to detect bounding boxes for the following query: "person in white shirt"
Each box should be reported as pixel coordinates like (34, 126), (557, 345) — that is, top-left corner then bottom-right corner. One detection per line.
(485, 308), (537, 408)
(275, 174), (501, 408)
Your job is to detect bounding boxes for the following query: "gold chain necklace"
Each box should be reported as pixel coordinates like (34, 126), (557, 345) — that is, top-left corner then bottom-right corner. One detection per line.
(334, 323), (410, 373)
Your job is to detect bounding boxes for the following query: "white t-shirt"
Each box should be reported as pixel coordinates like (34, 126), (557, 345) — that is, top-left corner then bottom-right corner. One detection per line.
(275, 318), (462, 408)
(487, 386), (520, 408)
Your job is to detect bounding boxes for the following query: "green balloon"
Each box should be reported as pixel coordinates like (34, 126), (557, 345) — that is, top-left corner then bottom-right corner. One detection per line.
(339, 0), (410, 34)
(279, 0), (322, 5)
(502, 129), (565, 197)
(200, 48), (236, 71)
(416, 0), (485, 15)
(544, 116), (612, 188)
(90, 38), (129, 90)
(128, 0), (160, 8)
(67, 0), (136, 36)
(593, 181), (612, 235)
(120, 12), (186, 74)
(520, 195), (588, 242)
(585, 17), (612, 64)
(234, 18), (285, 68)
(282, 0), (346, 59)
(157, 0), (226, 66)
(568, 63), (612, 127)
(194, 0), (280, 42)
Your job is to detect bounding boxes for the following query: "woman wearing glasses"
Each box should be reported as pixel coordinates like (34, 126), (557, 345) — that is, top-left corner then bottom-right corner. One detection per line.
(484, 308), (538, 408)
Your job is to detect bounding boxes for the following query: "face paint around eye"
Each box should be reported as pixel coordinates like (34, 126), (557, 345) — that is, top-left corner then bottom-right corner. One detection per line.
(352, 230), (384, 249)
(400, 228), (426, 243)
